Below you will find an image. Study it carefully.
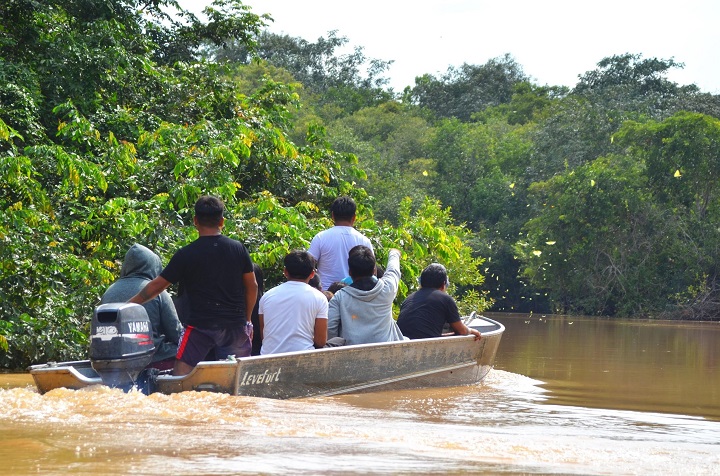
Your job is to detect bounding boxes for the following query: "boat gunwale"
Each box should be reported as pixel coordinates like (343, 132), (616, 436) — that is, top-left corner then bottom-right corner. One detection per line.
(28, 316), (505, 397)
(155, 315), (504, 375)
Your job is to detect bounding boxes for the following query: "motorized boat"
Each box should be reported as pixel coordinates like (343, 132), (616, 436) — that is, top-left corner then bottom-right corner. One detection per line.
(29, 303), (504, 399)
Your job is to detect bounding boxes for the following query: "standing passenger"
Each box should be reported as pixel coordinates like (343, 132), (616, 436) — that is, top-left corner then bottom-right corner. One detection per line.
(308, 196), (373, 291)
(259, 250), (328, 354)
(128, 196), (258, 376)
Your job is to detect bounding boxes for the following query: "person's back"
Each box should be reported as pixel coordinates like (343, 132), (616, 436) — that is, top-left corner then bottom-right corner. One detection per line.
(309, 196), (373, 291)
(397, 287), (458, 339)
(165, 234), (253, 328)
(397, 263), (481, 340)
(101, 243), (182, 370)
(259, 250), (328, 354)
(128, 195), (259, 376)
(328, 246), (403, 345)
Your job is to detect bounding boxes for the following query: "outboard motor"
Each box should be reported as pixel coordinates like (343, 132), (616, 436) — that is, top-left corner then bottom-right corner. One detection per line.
(90, 303), (155, 388)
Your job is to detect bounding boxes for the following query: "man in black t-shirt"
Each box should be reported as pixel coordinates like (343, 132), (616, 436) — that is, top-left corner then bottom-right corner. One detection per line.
(397, 263), (481, 340)
(129, 196), (258, 375)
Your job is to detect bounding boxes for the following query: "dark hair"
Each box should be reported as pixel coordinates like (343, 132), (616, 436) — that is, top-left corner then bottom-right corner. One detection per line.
(194, 196), (224, 227)
(330, 196), (357, 222)
(327, 281), (347, 294)
(420, 263), (449, 289)
(347, 245), (375, 278)
(308, 273), (322, 290)
(284, 249), (315, 280)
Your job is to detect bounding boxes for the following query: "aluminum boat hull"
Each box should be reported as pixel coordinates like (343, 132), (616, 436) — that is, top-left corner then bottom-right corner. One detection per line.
(29, 316), (504, 399)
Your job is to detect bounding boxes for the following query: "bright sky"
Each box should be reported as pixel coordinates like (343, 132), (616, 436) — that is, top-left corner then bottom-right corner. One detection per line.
(181, 0), (720, 94)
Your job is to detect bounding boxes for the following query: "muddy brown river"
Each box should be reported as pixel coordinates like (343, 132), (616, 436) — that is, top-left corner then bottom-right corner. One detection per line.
(1, 314), (718, 474)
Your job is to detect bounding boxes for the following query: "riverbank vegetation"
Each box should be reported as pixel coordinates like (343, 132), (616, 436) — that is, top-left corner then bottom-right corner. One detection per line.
(2, 0), (719, 368)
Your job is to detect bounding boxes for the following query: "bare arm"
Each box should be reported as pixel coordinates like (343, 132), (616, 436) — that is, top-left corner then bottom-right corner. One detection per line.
(258, 314), (265, 340)
(128, 276), (171, 305)
(243, 271), (258, 324)
(314, 318), (328, 348)
(450, 321), (481, 341)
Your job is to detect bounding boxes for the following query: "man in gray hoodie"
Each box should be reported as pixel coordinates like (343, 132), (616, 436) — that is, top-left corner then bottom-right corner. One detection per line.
(101, 243), (182, 371)
(327, 246), (404, 345)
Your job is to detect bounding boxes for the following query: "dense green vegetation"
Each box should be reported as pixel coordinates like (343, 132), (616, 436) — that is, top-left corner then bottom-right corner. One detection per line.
(2, 0), (720, 369)
(245, 40), (720, 319)
(0, 0), (486, 368)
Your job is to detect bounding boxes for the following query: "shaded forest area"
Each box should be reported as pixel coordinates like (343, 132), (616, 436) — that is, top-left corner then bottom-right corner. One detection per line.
(2, 0), (720, 368)
(222, 24), (720, 320)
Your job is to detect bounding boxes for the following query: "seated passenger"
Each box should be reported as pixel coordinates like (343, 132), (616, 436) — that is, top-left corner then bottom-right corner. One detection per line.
(340, 263), (384, 286)
(309, 271), (333, 300)
(397, 263), (481, 340)
(327, 246), (404, 345)
(250, 263), (265, 355)
(327, 281), (347, 295)
(259, 250), (328, 354)
(101, 243), (182, 371)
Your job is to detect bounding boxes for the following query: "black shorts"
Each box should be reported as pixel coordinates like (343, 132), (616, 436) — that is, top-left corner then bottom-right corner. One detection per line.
(176, 325), (252, 367)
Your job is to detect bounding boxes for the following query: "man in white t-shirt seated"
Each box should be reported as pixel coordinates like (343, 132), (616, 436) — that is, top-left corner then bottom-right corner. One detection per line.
(259, 250), (329, 354)
(309, 196), (373, 291)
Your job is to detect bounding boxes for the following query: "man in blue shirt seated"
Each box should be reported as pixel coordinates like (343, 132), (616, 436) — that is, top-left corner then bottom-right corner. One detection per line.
(397, 263), (481, 340)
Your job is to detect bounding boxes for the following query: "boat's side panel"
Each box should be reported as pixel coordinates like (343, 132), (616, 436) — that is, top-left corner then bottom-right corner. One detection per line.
(154, 361), (239, 394)
(29, 362), (102, 394)
(231, 330), (502, 399)
(31, 316), (504, 399)
(345, 332), (503, 395)
(324, 330), (503, 396)
(340, 363), (483, 395)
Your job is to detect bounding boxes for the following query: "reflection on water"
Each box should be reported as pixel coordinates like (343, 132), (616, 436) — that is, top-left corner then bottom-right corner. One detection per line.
(1, 315), (720, 475)
(489, 313), (720, 420)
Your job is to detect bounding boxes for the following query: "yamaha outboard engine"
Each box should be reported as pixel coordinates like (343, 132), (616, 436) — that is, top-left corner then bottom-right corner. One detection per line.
(90, 303), (155, 388)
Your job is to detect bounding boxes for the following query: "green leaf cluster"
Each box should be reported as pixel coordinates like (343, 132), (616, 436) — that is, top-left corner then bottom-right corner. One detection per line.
(254, 43), (720, 318)
(0, 1), (486, 369)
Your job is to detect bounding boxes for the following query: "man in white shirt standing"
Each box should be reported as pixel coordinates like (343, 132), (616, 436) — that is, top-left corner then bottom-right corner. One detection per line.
(309, 196), (373, 291)
(259, 250), (328, 354)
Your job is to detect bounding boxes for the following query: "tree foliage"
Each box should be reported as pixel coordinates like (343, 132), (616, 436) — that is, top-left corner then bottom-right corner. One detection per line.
(4, 0), (720, 371)
(519, 111), (720, 316)
(211, 30), (394, 117)
(322, 51), (720, 317)
(0, 0), (488, 369)
(409, 54), (528, 121)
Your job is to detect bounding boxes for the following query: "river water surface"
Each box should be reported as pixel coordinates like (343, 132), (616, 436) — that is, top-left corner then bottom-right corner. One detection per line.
(1, 314), (719, 475)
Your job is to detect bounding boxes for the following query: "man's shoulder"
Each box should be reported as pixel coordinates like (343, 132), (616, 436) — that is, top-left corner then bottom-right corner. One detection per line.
(403, 289), (421, 302)
(426, 288), (455, 301)
(348, 227), (372, 243)
(320, 225), (370, 238)
(217, 234), (247, 248)
(265, 280), (292, 296)
(309, 227), (330, 248)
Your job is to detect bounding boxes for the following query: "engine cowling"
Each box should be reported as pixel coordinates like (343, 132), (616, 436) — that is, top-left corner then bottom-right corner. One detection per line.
(90, 303), (155, 387)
